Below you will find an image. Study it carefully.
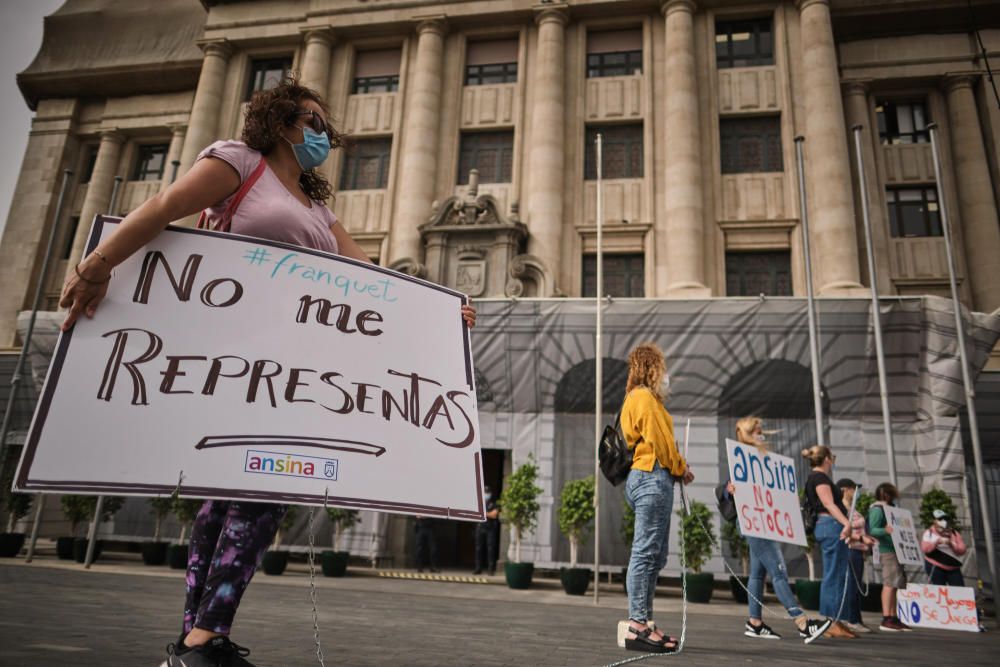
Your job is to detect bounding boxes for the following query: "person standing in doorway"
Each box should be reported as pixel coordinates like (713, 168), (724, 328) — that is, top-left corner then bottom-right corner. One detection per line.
(474, 486), (500, 575)
(414, 517), (439, 573)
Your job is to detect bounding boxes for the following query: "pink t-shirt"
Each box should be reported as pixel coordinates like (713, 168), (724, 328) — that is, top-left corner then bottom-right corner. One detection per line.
(196, 140), (339, 255)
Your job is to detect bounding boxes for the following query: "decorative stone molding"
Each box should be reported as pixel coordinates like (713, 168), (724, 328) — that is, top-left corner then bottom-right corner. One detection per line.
(796, 0), (829, 10)
(197, 39), (233, 60)
(943, 73), (979, 93)
(414, 15), (448, 37)
(300, 26), (335, 46)
(533, 3), (569, 26)
(387, 258), (427, 278)
(660, 0), (696, 16)
(506, 253), (557, 298)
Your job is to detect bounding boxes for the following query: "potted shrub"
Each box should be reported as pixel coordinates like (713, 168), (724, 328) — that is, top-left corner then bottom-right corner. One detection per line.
(58, 495), (91, 560)
(621, 498), (635, 593)
(142, 496), (173, 566)
(322, 507), (360, 577)
(71, 496), (124, 563)
(679, 500), (716, 603)
(0, 491), (32, 558)
(919, 487), (960, 530)
(169, 497), (203, 570)
(500, 455), (542, 589)
(262, 506), (299, 575)
(721, 519), (749, 603)
(557, 475), (595, 596)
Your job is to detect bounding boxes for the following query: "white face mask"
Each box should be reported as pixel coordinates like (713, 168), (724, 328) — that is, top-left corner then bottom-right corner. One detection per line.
(936, 519), (949, 529)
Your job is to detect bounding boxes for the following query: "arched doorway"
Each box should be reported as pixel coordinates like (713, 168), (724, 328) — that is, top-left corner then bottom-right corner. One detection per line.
(717, 359), (829, 577)
(552, 357), (629, 565)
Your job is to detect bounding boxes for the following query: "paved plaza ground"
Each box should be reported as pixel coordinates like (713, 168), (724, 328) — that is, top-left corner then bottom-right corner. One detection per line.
(0, 556), (996, 666)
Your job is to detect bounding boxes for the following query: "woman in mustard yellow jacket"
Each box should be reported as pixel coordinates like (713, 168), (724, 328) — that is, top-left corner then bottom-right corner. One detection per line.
(620, 343), (693, 653)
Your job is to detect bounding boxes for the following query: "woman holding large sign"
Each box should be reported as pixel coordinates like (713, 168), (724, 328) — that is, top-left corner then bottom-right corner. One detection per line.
(619, 343), (693, 654)
(803, 445), (858, 639)
(726, 417), (832, 643)
(59, 78), (475, 667)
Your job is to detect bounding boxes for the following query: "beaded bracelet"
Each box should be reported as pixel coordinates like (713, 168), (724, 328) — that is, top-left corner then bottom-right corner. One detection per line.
(74, 263), (110, 285)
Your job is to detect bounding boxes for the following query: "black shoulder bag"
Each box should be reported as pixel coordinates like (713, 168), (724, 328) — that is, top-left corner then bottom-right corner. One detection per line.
(599, 412), (634, 486)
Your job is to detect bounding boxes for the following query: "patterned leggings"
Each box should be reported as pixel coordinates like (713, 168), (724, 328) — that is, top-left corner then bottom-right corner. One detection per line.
(183, 500), (287, 635)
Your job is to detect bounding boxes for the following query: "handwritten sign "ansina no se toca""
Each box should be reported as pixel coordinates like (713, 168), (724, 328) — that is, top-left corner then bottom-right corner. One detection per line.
(15, 217), (485, 520)
(725, 439), (807, 547)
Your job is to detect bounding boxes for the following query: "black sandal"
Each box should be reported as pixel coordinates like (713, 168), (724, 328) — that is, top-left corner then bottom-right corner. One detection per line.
(624, 626), (673, 653)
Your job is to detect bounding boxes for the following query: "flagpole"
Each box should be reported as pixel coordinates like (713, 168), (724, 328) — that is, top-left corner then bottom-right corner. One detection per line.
(794, 137), (825, 445)
(593, 133), (604, 604)
(852, 124), (897, 487)
(928, 122), (997, 598)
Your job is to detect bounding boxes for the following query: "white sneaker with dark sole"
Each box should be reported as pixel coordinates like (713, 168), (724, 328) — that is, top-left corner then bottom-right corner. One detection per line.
(800, 617), (833, 644)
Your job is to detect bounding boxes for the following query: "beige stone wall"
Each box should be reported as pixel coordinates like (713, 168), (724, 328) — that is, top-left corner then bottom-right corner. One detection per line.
(4, 0), (1000, 346)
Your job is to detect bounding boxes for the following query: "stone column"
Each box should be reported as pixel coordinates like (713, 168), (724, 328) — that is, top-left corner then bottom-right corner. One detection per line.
(944, 75), (1000, 312)
(300, 27), (335, 101)
(660, 0), (709, 297)
(177, 40), (233, 179)
(64, 129), (124, 274)
(525, 4), (568, 295)
(797, 0), (864, 294)
(389, 17), (447, 269)
(159, 123), (187, 193)
(843, 80), (892, 294)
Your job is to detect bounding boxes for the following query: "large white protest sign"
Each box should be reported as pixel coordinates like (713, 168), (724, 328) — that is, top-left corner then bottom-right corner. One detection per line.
(14, 217), (485, 520)
(725, 438), (806, 546)
(897, 584), (979, 632)
(884, 505), (923, 566)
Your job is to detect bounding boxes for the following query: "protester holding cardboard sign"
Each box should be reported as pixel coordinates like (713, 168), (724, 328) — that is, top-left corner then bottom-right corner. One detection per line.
(869, 483), (913, 632)
(724, 417), (831, 644)
(59, 78), (475, 667)
(802, 445), (858, 639)
(921, 508), (968, 586)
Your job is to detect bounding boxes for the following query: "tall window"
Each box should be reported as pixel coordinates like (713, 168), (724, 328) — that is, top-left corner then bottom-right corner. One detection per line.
(465, 39), (518, 85)
(715, 18), (774, 68)
(876, 100), (929, 144)
(340, 138), (392, 190)
(353, 49), (401, 93)
(584, 124), (644, 180)
(887, 187), (941, 237)
(245, 57), (292, 100)
(133, 144), (169, 181)
(62, 216), (80, 260)
(586, 29), (642, 78)
(720, 116), (783, 173)
(457, 131), (514, 184)
(80, 146), (98, 184)
(726, 251), (792, 296)
(582, 253), (645, 297)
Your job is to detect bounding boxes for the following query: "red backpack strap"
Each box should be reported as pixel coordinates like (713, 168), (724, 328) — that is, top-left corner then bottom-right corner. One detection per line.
(202, 158), (267, 233)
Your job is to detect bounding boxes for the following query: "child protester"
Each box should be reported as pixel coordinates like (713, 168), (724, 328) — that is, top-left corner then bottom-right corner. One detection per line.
(868, 483), (912, 632)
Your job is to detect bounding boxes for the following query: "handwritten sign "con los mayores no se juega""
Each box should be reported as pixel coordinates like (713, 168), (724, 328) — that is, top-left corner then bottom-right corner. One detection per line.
(14, 217), (485, 520)
(726, 438), (807, 546)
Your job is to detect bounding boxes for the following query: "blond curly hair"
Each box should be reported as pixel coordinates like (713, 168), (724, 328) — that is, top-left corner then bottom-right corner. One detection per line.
(625, 342), (666, 402)
(735, 415), (768, 452)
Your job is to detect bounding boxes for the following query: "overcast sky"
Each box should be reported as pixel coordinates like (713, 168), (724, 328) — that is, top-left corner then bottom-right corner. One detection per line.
(0, 0), (66, 240)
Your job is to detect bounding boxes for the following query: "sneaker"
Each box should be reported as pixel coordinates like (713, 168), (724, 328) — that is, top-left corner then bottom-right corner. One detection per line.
(163, 636), (255, 667)
(879, 617), (907, 632)
(745, 620), (781, 639)
(892, 616), (913, 632)
(844, 621), (872, 634)
(799, 617), (833, 644)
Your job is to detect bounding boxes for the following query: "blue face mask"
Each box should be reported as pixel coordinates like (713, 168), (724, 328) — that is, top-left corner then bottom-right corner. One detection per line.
(284, 125), (330, 170)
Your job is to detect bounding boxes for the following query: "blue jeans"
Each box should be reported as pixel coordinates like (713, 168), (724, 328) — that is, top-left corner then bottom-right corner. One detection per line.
(924, 561), (964, 587)
(815, 515), (849, 619)
(844, 548), (864, 623)
(746, 536), (803, 620)
(625, 463), (675, 622)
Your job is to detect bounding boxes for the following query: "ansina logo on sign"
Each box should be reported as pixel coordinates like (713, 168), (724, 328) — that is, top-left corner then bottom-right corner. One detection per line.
(244, 450), (339, 480)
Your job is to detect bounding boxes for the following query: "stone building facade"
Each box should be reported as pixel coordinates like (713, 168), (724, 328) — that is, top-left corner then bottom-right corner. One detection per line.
(3, 0), (1000, 570)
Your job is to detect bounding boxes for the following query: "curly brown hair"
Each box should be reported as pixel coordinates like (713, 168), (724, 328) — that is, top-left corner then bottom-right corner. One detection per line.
(241, 76), (343, 204)
(625, 342), (666, 402)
